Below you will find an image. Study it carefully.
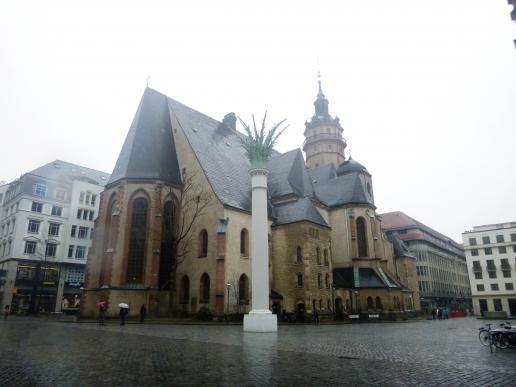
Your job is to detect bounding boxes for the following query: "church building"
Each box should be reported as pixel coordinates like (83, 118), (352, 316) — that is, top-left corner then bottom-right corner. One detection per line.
(81, 81), (420, 318)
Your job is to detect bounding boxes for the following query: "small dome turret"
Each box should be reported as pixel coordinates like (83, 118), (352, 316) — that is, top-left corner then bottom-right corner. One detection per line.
(336, 157), (370, 176)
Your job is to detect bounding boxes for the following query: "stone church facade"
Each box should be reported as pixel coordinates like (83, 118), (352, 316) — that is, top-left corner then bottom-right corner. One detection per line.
(81, 81), (420, 318)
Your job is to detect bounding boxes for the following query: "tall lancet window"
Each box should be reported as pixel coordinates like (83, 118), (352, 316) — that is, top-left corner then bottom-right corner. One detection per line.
(159, 200), (175, 289)
(126, 197), (148, 283)
(356, 217), (368, 257)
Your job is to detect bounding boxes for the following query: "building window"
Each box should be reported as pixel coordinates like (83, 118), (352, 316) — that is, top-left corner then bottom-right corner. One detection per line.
(48, 223), (60, 236)
(323, 249), (329, 265)
(198, 229), (208, 257)
(469, 237), (477, 246)
(296, 273), (303, 287)
(511, 233), (516, 242)
(296, 246), (303, 263)
(78, 227), (88, 239)
(482, 236), (490, 244)
(513, 246), (516, 253)
(491, 284), (499, 291)
(325, 273), (330, 288)
(75, 246), (86, 259)
(240, 229), (249, 256)
(496, 235), (504, 243)
(375, 296), (383, 310)
(484, 248), (492, 255)
(493, 299), (503, 312)
(55, 189), (66, 201)
(356, 217), (368, 257)
(476, 284), (485, 291)
(503, 270), (512, 278)
(180, 275), (190, 304)
(474, 271), (483, 279)
(316, 247), (321, 265)
(499, 246), (507, 254)
(471, 249), (479, 256)
(367, 296), (374, 310)
(77, 209), (82, 219)
(45, 243), (57, 257)
(31, 202), (43, 213)
(317, 273), (322, 288)
(200, 273), (210, 303)
(70, 225), (77, 237)
(51, 206), (62, 217)
(65, 267), (84, 286)
(33, 183), (47, 197)
(239, 274), (249, 304)
(488, 271), (497, 279)
(68, 245), (74, 258)
(24, 241), (37, 255)
(27, 219), (40, 234)
(506, 283), (514, 291)
(126, 197), (148, 283)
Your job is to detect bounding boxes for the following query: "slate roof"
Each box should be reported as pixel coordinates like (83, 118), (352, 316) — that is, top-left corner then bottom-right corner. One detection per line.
(108, 88), (182, 186)
(268, 150), (314, 199)
(333, 267), (400, 289)
(273, 197), (329, 228)
(310, 172), (374, 208)
(336, 158), (370, 176)
(29, 160), (110, 186)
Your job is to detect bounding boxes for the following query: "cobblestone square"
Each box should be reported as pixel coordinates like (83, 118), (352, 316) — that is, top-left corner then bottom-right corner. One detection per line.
(1, 317), (515, 386)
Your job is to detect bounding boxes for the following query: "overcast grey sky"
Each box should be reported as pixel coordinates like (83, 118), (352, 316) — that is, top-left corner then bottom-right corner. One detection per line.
(1, 1), (515, 242)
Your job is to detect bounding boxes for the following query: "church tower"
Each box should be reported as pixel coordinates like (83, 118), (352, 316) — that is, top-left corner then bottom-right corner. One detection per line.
(303, 77), (346, 169)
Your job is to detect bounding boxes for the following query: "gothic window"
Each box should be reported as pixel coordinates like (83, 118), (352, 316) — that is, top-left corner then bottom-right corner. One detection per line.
(180, 275), (190, 304)
(239, 274), (249, 304)
(200, 273), (210, 303)
(296, 273), (304, 287)
(325, 273), (330, 288)
(356, 217), (368, 257)
(367, 296), (374, 310)
(126, 197), (148, 283)
(240, 229), (249, 256)
(198, 229), (208, 257)
(323, 249), (329, 265)
(159, 200), (176, 289)
(316, 247), (321, 265)
(375, 296), (383, 310)
(317, 273), (322, 288)
(296, 246), (303, 263)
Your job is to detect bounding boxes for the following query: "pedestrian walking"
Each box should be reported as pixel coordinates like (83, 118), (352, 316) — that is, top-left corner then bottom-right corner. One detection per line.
(437, 308), (442, 320)
(4, 305), (10, 319)
(313, 307), (319, 325)
(431, 308), (436, 320)
(119, 303), (129, 325)
(139, 304), (147, 323)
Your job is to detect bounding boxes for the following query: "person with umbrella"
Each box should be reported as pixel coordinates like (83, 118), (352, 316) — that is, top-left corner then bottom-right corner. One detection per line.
(96, 300), (107, 325)
(119, 303), (129, 325)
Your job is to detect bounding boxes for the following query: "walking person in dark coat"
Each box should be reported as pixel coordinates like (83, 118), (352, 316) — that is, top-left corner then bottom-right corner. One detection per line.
(431, 308), (436, 320)
(139, 304), (147, 323)
(120, 307), (129, 326)
(313, 307), (320, 325)
(4, 305), (10, 320)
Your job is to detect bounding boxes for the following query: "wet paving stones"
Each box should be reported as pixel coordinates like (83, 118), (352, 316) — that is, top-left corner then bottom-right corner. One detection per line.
(1, 317), (515, 386)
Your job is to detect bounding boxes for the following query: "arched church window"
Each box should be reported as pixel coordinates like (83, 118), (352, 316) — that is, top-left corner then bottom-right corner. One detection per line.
(200, 273), (210, 303)
(239, 274), (249, 304)
(180, 275), (190, 304)
(367, 296), (374, 310)
(325, 273), (330, 288)
(159, 200), (176, 289)
(198, 229), (208, 257)
(318, 273), (322, 288)
(296, 246), (303, 263)
(375, 296), (383, 310)
(240, 229), (249, 256)
(126, 197), (148, 283)
(296, 273), (304, 287)
(316, 247), (321, 265)
(323, 249), (329, 265)
(356, 217), (368, 257)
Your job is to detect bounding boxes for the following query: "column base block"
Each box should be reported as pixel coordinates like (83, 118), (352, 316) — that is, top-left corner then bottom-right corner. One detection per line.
(243, 310), (278, 333)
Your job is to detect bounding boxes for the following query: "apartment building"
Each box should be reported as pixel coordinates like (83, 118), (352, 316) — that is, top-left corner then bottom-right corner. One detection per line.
(462, 222), (516, 318)
(0, 161), (109, 314)
(381, 211), (471, 312)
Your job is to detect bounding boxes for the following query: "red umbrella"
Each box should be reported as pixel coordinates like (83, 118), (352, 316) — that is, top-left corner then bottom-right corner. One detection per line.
(96, 301), (107, 308)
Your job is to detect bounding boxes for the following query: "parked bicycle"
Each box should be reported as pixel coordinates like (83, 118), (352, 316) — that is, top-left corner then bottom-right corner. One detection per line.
(479, 322), (516, 350)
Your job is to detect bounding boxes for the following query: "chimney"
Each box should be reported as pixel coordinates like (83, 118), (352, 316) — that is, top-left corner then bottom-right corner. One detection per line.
(222, 112), (236, 131)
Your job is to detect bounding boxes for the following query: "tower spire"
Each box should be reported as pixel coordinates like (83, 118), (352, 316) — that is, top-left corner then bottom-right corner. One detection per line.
(317, 71), (324, 97)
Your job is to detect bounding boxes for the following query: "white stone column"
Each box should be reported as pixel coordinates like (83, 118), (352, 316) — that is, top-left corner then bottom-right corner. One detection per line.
(244, 168), (277, 332)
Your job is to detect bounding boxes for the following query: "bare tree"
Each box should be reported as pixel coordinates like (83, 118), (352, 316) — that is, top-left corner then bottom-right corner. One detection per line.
(160, 172), (212, 315)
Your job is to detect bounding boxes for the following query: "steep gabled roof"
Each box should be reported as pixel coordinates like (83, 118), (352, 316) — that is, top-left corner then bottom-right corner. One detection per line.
(273, 197), (329, 228)
(268, 149), (314, 199)
(108, 88), (182, 186)
(312, 172), (374, 207)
